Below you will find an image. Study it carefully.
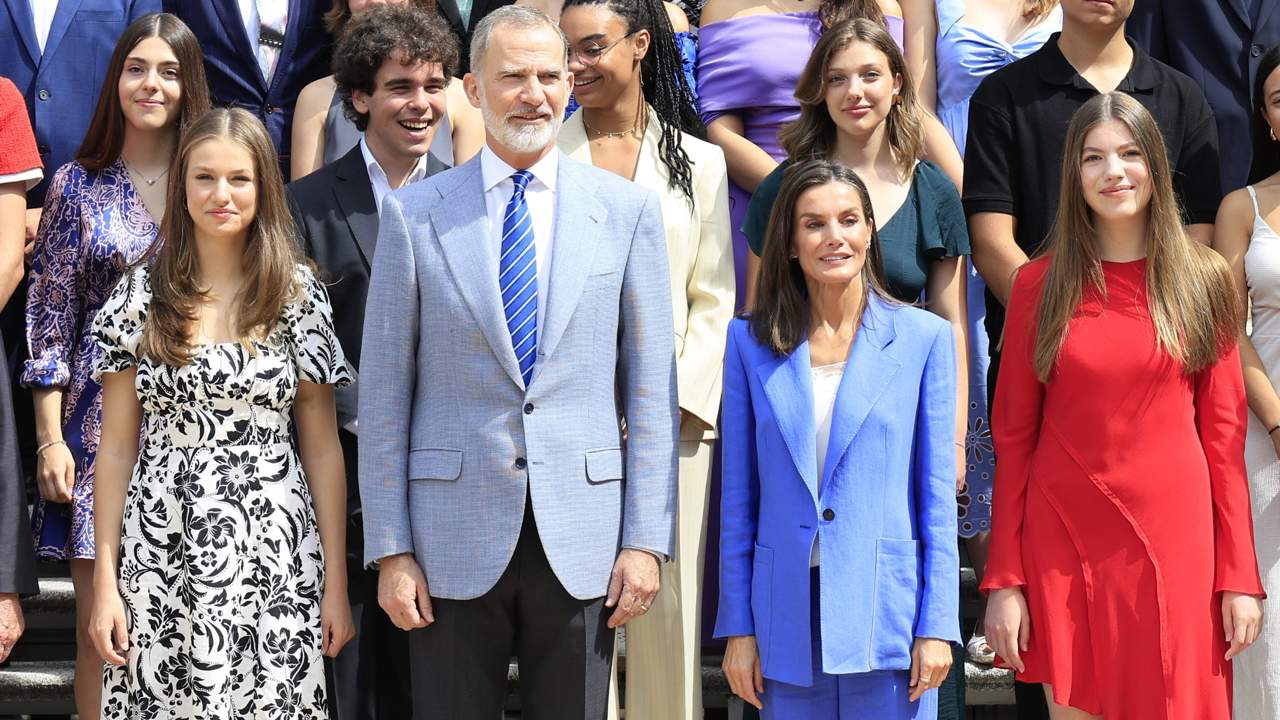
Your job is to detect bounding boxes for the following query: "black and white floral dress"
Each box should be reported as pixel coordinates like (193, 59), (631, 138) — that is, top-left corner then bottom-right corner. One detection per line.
(92, 263), (351, 719)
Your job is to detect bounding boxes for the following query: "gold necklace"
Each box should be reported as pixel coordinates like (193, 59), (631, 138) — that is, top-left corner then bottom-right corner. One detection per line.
(583, 116), (642, 139)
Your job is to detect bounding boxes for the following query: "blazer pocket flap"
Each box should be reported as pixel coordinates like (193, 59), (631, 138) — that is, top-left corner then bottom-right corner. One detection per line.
(409, 448), (463, 481)
(877, 538), (920, 558)
(585, 447), (624, 483)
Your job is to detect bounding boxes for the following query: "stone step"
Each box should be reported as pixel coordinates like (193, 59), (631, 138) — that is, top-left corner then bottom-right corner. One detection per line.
(24, 577), (75, 631)
(0, 657), (1013, 714)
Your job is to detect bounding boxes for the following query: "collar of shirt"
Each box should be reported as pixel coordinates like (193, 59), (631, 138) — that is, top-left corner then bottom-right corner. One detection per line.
(360, 137), (431, 213)
(1034, 32), (1158, 93)
(479, 143), (559, 196)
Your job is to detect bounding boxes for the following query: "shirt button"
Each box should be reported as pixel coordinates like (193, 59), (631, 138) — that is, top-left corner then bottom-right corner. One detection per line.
(515, 457), (527, 470)
(37, 88), (49, 101)
(265, 104), (277, 114)
(37, 143), (49, 156)
(1253, 44), (1264, 57)
(524, 403), (534, 414)
(822, 508), (836, 521)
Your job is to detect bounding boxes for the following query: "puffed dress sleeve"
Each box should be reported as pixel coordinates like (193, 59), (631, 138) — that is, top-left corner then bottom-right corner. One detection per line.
(289, 264), (353, 388)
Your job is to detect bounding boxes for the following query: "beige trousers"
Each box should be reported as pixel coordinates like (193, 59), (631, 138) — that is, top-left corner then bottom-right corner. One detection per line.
(608, 428), (714, 720)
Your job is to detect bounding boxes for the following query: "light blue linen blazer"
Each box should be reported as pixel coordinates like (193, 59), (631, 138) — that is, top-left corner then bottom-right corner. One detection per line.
(714, 295), (961, 686)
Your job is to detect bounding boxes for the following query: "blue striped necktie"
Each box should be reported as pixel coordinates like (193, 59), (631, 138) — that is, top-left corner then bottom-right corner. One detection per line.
(500, 170), (538, 387)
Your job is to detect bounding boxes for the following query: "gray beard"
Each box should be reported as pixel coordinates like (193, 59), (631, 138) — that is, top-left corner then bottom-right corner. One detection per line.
(480, 98), (562, 155)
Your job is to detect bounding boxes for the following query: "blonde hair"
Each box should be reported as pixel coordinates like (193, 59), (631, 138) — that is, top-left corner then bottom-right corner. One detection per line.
(139, 108), (306, 366)
(1032, 92), (1239, 381)
(779, 18), (924, 180)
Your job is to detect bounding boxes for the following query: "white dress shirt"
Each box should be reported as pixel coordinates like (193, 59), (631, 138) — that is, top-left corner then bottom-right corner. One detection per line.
(480, 144), (558, 335)
(359, 137), (431, 215)
(29, 0), (58, 53)
(810, 360), (845, 567)
(236, 0), (260, 53)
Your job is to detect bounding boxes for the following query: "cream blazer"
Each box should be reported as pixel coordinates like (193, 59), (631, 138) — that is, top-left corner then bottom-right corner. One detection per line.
(559, 109), (735, 437)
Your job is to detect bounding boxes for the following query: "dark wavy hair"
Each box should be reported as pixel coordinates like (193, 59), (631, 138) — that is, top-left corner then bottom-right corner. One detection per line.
(563, 0), (705, 204)
(332, 5), (461, 132)
(819, 0), (885, 32)
(1249, 45), (1280, 184)
(323, 0), (438, 35)
(750, 159), (895, 355)
(76, 13), (210, 172)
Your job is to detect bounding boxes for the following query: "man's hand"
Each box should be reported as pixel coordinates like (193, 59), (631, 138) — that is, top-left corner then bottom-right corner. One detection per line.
(0, 593), (23, 662)
(377, 553), (433, 631)
(605, 548), (659, 628)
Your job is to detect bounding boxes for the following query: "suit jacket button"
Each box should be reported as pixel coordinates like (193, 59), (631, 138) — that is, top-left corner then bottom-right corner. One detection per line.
(822, 508), (835, 521)
(524, 403), (534, 414)
(515, 457), (527, 470)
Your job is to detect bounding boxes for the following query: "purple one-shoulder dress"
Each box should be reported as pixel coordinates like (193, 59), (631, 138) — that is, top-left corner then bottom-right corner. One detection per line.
(697, 12), (903, 303)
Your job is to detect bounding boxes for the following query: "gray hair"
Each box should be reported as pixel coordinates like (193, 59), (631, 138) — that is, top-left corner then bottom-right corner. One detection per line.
(469, 5), (568, 74)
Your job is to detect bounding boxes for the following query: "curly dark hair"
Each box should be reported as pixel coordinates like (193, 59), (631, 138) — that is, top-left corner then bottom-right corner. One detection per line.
(332, 5), (460, 132)
(323, 0), (438, 36)
(563, 0), (704, 205)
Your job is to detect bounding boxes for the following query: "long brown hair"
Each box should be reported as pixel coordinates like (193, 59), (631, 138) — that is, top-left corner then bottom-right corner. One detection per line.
(76, 13), (210, 172)
(139, 108), (306, 366)
(1032, 92), (1240, 381)
(819, 0), (885, 32)
(779, 18), (924, 179)
(751, 159), (896, 355)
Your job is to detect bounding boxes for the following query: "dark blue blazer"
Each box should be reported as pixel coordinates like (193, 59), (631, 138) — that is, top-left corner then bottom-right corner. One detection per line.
(1129, 0), (1280, 191)
(0, 0), (160, 205)
(162, 0), (330, 179)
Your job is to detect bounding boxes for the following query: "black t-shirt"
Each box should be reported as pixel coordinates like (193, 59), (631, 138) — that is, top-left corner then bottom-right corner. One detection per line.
(962, 33), (1222, 342)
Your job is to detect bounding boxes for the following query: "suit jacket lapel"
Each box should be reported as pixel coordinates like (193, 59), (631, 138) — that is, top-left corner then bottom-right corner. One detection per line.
(270, 0), (304, 93)
(1224, 0), (1252, 28)
(758, 341), (819, 503)
(431, 159), (526, 388)
(557, 112), (591, 162)
(632, 111), (667, 192)
(1256, 0), (1275, 34)
(39, 0), (83, 65)
(5, 0), (39, 67)
(821, 295), (902, 493)
(534, 157), (605, 371)
(214, 0), (268, 91)
(331, 148), (380, 269)
(436, 0), (464, 35)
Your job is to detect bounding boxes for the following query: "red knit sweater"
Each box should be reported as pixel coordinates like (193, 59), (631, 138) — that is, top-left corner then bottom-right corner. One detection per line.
(0, 76), (41, 176)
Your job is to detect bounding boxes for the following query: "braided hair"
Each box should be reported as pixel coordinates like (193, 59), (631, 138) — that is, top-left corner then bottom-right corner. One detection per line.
(563, 0), (705, 204)
(818, 0), (885, 31)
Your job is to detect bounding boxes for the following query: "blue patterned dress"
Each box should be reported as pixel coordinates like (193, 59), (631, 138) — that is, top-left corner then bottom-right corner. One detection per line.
(23, 160), (159, 560)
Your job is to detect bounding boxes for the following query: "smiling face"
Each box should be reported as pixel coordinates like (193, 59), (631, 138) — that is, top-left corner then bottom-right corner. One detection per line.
(118, 36), (183, 133)
(1078, 118), (1151, 222)
(792, 180), (873, 289)
(823, 40), (901, 141)
(465, 23), (570, 161)
(353, 53), (448, 165)
(1261, 64), (1280, 143)
(560, 4), (647, 110)
(185, 137), (258, 244)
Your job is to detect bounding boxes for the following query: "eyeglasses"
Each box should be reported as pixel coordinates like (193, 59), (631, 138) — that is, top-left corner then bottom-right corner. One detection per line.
(569, 32), (636, 67)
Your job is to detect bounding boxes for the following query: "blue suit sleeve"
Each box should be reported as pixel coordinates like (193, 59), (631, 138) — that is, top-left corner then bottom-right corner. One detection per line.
(912, 321), (961, 643)
(714, 322), (760, 638)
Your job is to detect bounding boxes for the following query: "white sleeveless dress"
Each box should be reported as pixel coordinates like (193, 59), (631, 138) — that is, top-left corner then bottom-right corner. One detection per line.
(1234, 185), (1280, 717)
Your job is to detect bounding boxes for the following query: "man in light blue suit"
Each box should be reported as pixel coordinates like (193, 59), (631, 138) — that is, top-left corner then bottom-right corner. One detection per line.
(357, 6), (679, 719)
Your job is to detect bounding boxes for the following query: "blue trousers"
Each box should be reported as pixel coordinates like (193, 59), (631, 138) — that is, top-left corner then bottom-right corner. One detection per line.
(760, 570), (938, 720)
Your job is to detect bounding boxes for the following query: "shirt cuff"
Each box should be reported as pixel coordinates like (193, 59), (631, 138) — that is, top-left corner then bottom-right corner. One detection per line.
(623, 545), (668, 563)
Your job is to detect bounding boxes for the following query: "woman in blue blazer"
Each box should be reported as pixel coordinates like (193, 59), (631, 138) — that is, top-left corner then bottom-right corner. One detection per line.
(715, 159), (960, 719)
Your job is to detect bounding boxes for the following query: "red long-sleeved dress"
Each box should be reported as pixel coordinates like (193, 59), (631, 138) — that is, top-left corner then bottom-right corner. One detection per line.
(982, 257), (1265, 718)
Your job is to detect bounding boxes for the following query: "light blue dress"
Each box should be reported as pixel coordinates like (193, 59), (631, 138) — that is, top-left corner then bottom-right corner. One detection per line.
(934, 0), (1060, 538)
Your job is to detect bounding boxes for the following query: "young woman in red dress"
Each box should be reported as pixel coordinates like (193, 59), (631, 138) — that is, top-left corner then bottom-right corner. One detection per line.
(981, 90), (1266, 720)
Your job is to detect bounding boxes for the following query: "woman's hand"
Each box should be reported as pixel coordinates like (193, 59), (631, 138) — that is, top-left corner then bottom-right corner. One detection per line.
(320, 589), (355, 658)
(1223, 591), (1264, 661)
(909, 637), (953, 702)
(723, 635), (764, 710)
(89, 586), (130, 666)
(984, 586), (1030, 672)
(36, 441), (74, 503)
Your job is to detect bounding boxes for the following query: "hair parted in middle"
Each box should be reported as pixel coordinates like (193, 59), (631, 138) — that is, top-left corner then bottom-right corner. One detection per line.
(138, 108), (307, 367)
(333, 4), (461, 132)
(77, 12), (211, 172)
(750, 158), (896, 356)
(779, 18), (924, 180)
(1031, 91), (1241, 381)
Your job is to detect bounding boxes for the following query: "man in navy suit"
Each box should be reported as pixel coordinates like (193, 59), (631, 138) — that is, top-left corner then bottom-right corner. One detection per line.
(163, 0), (331, 180)
(1129, 0), (1280, 191)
